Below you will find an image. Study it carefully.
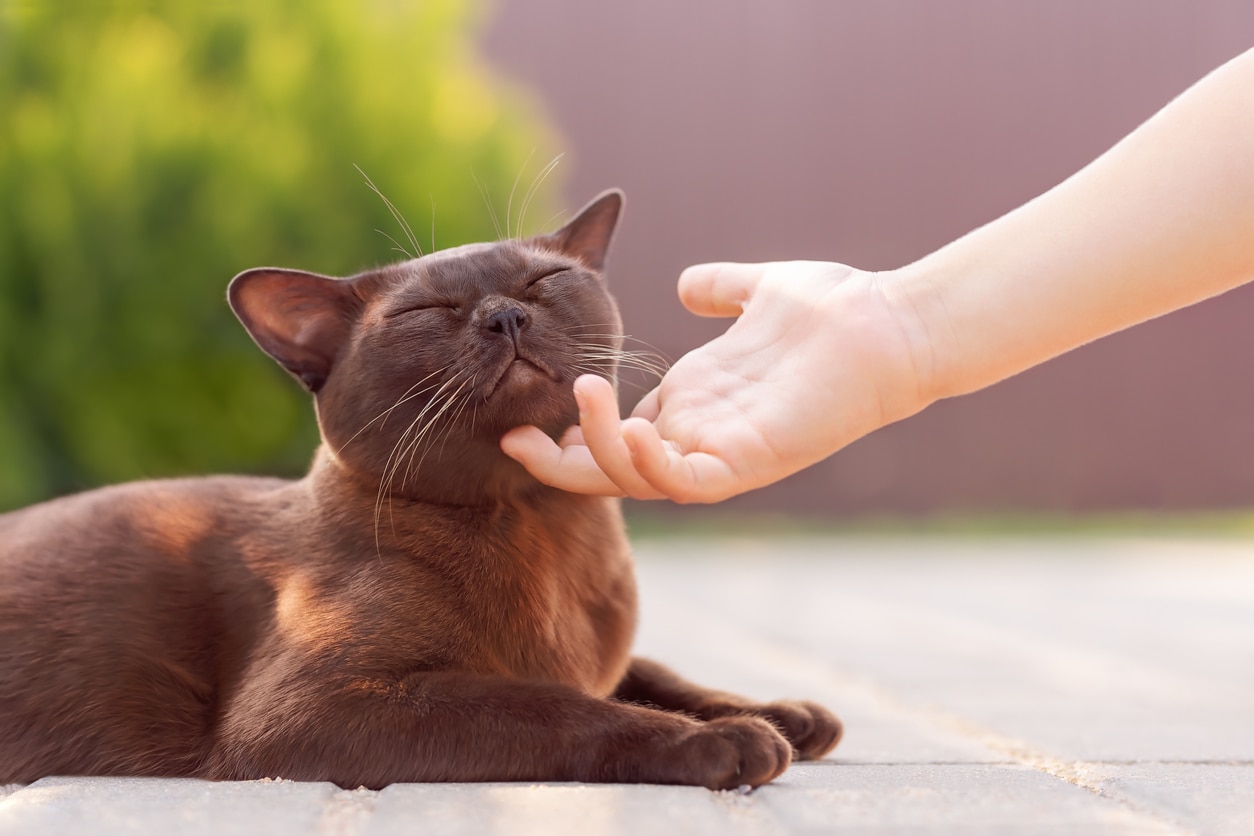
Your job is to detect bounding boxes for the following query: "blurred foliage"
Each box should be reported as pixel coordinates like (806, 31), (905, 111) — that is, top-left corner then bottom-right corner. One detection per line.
(0, 0), (560, 509)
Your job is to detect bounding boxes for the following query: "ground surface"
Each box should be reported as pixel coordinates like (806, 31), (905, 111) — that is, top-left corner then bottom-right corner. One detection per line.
(1, 536), (1251, 835)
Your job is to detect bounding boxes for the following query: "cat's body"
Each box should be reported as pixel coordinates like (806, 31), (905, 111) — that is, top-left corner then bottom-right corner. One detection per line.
(0, 191), (840, 789)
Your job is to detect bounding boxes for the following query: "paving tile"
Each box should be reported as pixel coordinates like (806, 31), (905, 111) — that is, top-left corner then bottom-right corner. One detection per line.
(1089, 764), (1254, 836)
(632, 579), (1007, 766)
(0, 777), (336, 836)
(634, 538), (1254, 763)
(756, 762), (1179, 835)
(366, 784), (782, 836)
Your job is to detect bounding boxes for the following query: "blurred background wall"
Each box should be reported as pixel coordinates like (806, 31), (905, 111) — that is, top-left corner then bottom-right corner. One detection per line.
(483, 0), (1254, 518)
(3, 1), (1254, 521)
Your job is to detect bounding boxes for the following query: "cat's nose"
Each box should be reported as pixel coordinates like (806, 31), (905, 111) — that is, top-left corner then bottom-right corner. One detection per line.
(485, 307), (528, 343)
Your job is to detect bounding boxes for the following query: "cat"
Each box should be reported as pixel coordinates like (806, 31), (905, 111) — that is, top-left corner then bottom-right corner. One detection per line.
(0, 190), (841, 790)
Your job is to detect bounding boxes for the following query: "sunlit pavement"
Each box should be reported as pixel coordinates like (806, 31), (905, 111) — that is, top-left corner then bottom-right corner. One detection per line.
(3, 537), (1252, 835)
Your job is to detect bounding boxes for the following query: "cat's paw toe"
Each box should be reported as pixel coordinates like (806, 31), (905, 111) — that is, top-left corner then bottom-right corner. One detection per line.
(684, 716), (792, 790)
(754, 700), (843, 760)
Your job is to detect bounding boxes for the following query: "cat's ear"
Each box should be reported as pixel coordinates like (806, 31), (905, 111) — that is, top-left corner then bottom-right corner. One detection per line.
(535, 189), (624, 271)
(228, 268), (361, 393)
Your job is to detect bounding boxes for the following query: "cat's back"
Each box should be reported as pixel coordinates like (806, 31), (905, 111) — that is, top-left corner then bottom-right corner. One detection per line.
(0, 474), (290, 556)
(0, 473), (298, 639)
(0, 474), (296, 781)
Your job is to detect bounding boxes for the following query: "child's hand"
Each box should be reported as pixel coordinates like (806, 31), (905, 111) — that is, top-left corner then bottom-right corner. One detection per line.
(501, 260), (932, 501)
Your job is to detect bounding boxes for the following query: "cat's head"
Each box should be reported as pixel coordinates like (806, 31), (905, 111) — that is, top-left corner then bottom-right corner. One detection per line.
(229, 190), (624, 503)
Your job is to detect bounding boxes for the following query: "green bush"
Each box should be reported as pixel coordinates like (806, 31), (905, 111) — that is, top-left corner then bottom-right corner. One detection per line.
(0, 1), (559, 509)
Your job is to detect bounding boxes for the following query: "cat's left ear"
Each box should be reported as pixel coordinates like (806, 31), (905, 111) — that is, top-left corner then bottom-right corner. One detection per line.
(228, 268), (362, 393)
(534, 189), (624, 271)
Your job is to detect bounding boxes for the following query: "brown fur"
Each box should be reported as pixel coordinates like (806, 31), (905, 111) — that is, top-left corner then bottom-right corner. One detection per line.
(0, 191), (840, 789)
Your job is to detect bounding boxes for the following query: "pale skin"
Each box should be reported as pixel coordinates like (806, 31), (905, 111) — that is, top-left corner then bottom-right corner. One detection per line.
(501, 47), (1254, 503)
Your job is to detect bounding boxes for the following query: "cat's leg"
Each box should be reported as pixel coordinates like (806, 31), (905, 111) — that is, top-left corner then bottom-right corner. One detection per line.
(205, 667), (791, 789)
(612, 657), (842, 760)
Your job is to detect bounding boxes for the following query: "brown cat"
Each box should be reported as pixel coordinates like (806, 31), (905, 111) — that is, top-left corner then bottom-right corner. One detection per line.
(0, 190), (841, 790)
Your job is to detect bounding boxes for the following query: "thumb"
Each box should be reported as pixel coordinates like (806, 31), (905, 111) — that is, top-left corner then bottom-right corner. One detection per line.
(677, 262), (769, 318)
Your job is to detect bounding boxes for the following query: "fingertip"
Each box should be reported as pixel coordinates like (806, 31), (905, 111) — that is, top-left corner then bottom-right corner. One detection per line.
(500, 424), (626, 497)
(676, 261), (722, 287)
(630, 387), (661, 422)
(618, 420), (740, 505)
(499, 424), (544, 460)
(620, 418), (647, 459)
(620, 418), (675, 487)
(499, 425), (526, 456)
(678, 262), (766, 318)
(574, 373), (614, 398)
(620, 415), (655, 442)
(573, 374), (620, 425)
(676, 262), (723, 307)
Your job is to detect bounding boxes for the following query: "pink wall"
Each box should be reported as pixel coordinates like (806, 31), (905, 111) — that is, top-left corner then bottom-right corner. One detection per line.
(484, 1), (1254, 516)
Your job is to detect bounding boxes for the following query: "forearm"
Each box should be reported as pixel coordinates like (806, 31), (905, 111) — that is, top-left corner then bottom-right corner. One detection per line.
(891, 47), (1254, 403)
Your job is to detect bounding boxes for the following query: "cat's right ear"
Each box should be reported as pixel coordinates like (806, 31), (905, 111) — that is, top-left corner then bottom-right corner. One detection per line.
(536, 189), (624, 272)
(228, 268), (361, 393)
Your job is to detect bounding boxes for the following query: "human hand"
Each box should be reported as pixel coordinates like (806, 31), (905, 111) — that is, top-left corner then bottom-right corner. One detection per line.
(500, 260), (935, 502)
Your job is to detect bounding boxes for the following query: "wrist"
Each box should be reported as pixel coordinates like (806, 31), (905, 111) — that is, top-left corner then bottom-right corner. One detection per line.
(868, 263), (953, 410)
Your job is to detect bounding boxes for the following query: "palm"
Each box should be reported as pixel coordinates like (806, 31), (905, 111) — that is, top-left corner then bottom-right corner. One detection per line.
(502, 261), (926, 502)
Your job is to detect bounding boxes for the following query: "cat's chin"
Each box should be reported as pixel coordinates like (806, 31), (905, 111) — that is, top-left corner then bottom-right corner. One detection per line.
(500, 359), (547, 389)
(484, 357), (561, 401)
(477, 364), (577, 437)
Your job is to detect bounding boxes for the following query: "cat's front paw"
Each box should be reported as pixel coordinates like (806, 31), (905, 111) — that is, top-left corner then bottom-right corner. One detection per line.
(674, 716), (792, 790)
(744, 700), (843, 760)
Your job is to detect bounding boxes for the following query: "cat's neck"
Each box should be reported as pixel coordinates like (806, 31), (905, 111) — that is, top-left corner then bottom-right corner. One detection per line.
(298, 444), (622, 573)
(305, 442), (549, 518)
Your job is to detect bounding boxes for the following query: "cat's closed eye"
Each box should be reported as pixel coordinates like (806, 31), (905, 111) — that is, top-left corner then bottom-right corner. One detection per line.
(386, 302), (460, 317)
(525, 268), (570, 290)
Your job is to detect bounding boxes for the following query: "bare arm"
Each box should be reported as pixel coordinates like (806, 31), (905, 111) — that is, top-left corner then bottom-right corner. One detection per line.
(903, 46), (1254, 403)
(502, 47), (1254, 502)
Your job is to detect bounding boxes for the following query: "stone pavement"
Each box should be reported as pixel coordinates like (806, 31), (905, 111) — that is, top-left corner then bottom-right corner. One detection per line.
(1, 536), (1251, 835)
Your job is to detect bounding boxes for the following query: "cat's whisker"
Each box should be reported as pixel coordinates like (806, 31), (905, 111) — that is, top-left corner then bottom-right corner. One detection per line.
(472, 171), (505, 241)
(373, 372), (467, 550)
(430, 194), (437, 254)
(572, 357), (667, 379)
(580, 352), (669, 373)
(541, 208), (569, 232)
(416, 375), (479, 479)
(506, 149), (537, 241)
(376, 229), (414, 261)
(356, 165), (422, 257)
(567, 331), (671, 355)
(573, 345), (671, 378)
(571, 338), (668, 357)
(336, 368), (447, 457)
(517, 153), (564, 239)
(399, 379), (468, 487)
(385, 374), (463, 484)
(385, 370), (471, 493)
(561, 331), (673, 367)
(401, 374), (476, 488)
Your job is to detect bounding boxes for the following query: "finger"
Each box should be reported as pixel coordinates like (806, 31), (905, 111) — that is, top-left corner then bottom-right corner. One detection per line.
(621, 418), (741, 503)
(499, 425), (625, 496)
(678, 262), (770, 318)
(628, 385), (661, 422)
(558, 424), (586, 446)
(573, 375), (666, 500)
